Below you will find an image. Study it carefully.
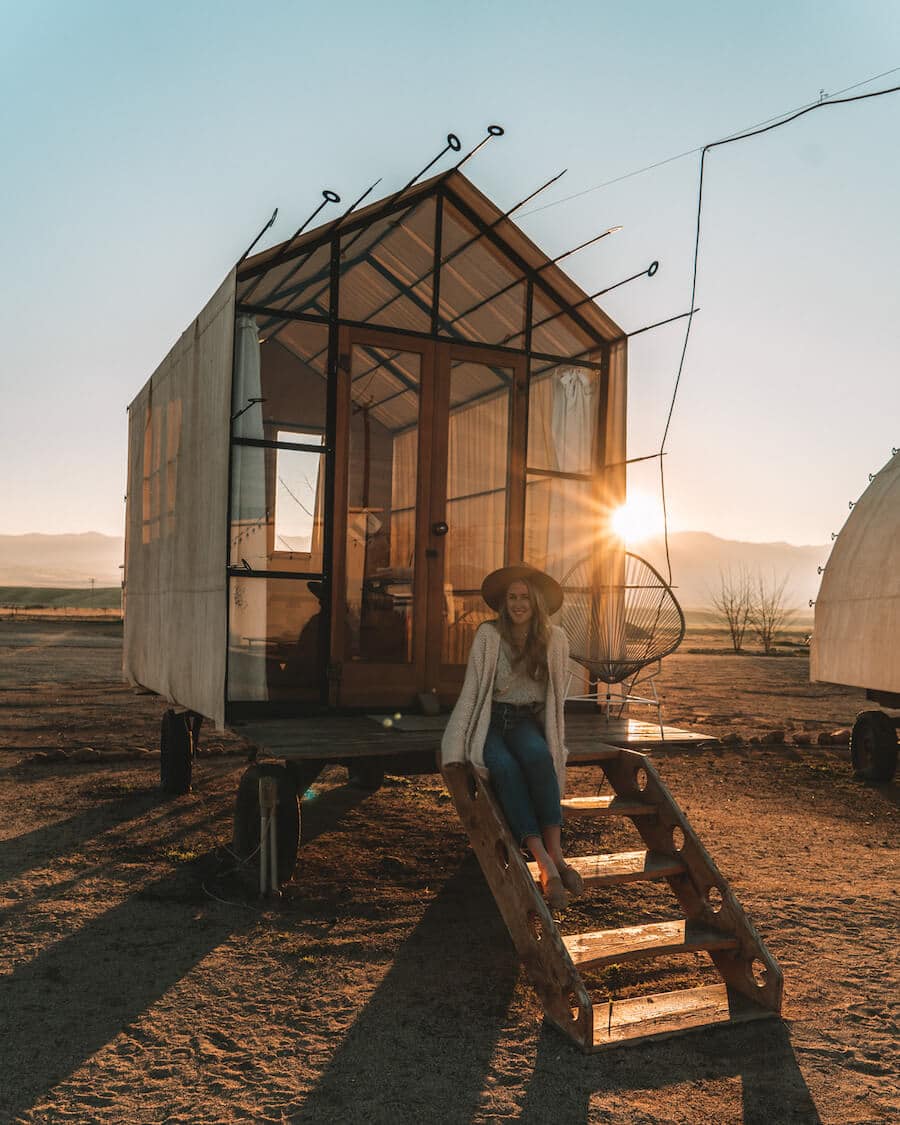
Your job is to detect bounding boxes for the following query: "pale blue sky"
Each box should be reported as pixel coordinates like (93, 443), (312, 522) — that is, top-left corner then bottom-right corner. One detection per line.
(1, 0), (898, 546)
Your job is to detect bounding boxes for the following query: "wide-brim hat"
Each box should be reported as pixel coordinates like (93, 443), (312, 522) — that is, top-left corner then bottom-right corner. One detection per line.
(481, 563), (563, 615)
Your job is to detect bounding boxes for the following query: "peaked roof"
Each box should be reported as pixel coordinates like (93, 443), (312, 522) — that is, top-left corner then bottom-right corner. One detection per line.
(236, 170), (623, 358)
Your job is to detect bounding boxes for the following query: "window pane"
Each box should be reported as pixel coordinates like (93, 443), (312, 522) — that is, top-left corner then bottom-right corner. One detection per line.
(442, 359), (510, 664)
(345, 345), (421, 663)
(273, 434), (325, 565)
(526, 360), (602, 582)
(238, 240), (332, 318)
(531, 290), (598, 358)
(339, 198), (435, 332)
(525, 474), (595, 583)
(527, 361), (600, 472)
(258, 320), (329, 434)
(227, 577), (323, 702)
(438, 202), (526, 346)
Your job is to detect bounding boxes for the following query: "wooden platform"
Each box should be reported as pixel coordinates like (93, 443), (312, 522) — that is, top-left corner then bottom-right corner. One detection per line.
(229, 711), (710, 766)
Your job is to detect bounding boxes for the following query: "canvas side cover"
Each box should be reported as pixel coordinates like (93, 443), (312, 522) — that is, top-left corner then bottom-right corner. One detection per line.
(811, 451), (900, 694)
(123, 271), (235, 728)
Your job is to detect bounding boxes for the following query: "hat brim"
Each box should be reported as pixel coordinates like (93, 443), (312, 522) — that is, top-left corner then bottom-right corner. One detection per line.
(481, 564), (563, 615)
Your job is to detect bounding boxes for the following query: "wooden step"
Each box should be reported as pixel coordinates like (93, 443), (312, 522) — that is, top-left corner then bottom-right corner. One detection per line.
(563, 918), (738, 970)
(588, 983), (775, 1050)
(528, 850), (684, 889)
(561, 794), (656, 818)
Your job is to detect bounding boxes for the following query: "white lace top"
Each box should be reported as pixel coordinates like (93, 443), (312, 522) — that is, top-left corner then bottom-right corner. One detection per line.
(492, 640), (546, 704)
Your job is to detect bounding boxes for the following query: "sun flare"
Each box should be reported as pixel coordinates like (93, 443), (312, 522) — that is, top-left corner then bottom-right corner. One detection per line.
(610, 491), (665, 544)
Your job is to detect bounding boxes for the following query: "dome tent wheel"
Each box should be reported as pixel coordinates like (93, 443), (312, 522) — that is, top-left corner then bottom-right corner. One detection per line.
(160, 709), (193, 795)
(850, 710), (898, 782)
(232, 763), (300, 885)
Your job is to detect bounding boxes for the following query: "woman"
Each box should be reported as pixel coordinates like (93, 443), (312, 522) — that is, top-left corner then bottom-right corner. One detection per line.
(441, 564), (583, 910)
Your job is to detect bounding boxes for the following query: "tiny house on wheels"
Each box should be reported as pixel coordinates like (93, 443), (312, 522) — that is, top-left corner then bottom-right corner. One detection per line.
(124, 169), (628, 774)
(123, 167), (786, 1050)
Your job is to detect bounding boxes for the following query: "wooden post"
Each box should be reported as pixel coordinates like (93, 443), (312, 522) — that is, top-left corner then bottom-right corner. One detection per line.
(259, 777), (278, 896)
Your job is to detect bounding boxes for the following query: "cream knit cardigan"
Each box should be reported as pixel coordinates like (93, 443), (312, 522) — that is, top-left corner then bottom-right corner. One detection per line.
(441, 621), (570, 792)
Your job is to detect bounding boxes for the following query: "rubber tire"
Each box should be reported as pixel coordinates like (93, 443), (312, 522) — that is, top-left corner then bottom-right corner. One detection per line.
(232, 764), (300, 885)
(160, 709), (192, 795)
(346, 758), (385, 791)
(850, 710), (898, 782)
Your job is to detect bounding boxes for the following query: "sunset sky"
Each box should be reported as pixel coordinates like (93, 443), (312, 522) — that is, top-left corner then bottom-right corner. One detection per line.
(1, 0), (898, 547)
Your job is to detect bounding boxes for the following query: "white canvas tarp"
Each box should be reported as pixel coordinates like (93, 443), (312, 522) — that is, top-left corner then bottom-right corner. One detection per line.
(123, 271), (236, 728)
(811, 451), (900, 694)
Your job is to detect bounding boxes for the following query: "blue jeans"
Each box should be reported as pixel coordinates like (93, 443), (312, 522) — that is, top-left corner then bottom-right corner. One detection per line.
(482, 704), (562, 845)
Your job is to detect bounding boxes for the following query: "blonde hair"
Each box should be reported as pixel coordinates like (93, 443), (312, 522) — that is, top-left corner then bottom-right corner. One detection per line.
(496, 578), (551, 681)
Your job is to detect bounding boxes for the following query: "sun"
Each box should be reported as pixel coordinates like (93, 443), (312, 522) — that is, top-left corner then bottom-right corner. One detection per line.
(609, 491), (665, 544)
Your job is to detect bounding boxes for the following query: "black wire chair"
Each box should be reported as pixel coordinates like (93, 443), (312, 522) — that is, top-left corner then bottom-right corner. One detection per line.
(559, 551), (685, 735)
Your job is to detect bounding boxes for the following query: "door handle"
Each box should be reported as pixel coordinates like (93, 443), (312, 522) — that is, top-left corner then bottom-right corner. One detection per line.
(431, 521), (449, 536)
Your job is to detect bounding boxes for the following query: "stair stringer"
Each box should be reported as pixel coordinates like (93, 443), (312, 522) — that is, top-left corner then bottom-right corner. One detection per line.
(602, 749), (784, 1015)
(441, 761), (593, 1048)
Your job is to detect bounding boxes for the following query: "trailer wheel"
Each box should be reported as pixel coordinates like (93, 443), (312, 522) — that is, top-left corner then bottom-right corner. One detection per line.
(232, 764), (300, 884)
(160, 710), (192, 795)
(346, 758), (385, 791)
(850, 710), (898, 782)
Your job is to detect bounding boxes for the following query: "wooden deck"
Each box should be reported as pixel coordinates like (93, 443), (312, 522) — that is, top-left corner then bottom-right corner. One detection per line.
(229, 710), (711, 767)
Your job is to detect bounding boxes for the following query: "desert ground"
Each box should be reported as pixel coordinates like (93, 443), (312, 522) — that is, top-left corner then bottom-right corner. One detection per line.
(0, 619), (896, 1124)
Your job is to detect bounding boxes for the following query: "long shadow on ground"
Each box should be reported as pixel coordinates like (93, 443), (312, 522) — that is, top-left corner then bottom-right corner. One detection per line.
(288, 853), (519, 1125)
(518, 1017), (820, 1124)
(0, 861), (254, 1122)
(0, 787), (160, 884)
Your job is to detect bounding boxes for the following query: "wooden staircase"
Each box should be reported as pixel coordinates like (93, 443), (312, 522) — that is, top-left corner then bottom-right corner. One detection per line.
(442, 747), (783, 1051)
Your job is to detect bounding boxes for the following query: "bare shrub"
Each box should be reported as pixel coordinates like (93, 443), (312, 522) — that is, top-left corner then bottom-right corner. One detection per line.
(752, 571), (794, 654)
(711, 566), (754, 652)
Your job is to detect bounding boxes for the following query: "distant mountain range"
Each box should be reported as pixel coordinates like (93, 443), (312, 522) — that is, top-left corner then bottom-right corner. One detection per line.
(634, 531), (826, 614)
(0, 529), (827, 611)
(0, 533), (124, 588)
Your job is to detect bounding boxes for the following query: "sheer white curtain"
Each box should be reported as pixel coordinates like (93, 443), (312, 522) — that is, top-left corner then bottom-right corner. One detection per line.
(229, 314), (268, 699)
(546, 366), (597, 580)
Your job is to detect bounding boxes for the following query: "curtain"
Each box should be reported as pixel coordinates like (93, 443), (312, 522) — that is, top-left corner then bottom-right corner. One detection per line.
(229, 314), (268, 699)
(546, 366), (597, 580)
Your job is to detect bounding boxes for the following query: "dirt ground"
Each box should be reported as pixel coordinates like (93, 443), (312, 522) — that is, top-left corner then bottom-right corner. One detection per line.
(0, 620), (896, 1124)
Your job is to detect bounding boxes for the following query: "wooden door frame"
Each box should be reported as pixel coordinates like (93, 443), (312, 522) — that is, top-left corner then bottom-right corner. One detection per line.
(331, 325), (436, 707)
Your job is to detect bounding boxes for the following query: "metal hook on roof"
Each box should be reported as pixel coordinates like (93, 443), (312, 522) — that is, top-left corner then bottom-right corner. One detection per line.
(456, 124), (505, 170)
(241, 190), (342, 300)
(395, 131), (465, 195)
(247, 177), (385, 332)
(518, 258), (661, 343)
(235, 208), (278, 269)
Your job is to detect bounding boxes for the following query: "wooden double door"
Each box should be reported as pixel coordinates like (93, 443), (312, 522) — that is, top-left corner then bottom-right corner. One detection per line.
(331, 326), (527, 708)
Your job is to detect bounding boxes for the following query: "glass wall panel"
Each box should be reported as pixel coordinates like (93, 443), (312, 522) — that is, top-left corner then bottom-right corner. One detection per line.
(438, 202), (526, 347)
(345, 345), (421, 663)
(240, 241), (332, 318)
(442, 358), (511, 664)
(258, 321), (328, 434)
(230, 319), (330, 572)
(339, 198), (435, 333)
(531, 290), (598, 359)
(525, 359), (600, 584)
(227, 577), (323, 702)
